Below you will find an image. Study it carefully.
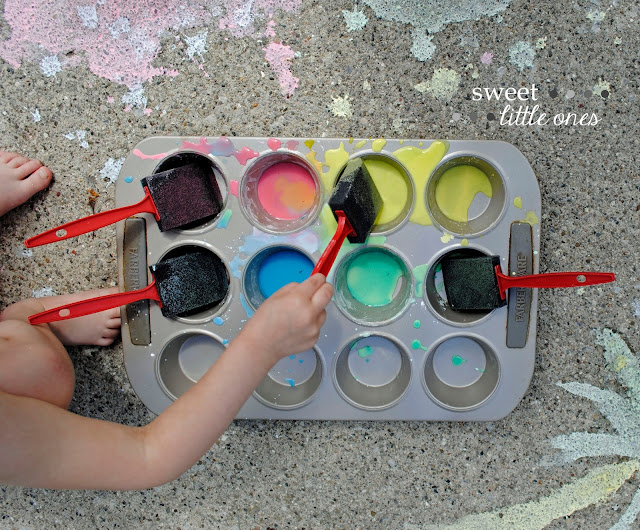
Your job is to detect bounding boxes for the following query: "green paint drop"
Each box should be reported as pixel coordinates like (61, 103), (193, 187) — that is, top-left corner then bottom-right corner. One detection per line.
(357, 345), (374, 358)
(346, 251), (404, 307)
(411, 339), (428, 351)
(451, 355), (467, 366)
(413, 320), (421, 329)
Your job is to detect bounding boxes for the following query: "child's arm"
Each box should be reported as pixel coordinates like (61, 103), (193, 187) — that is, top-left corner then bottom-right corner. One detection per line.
(0, 274), (333, 490)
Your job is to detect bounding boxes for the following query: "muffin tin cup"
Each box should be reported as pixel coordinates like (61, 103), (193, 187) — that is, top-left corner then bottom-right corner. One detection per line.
(157, 331), (226, 400)
(239, 151), (323, 234)
(333, 333), (412, 410)
(424, 245), (498, 326)
(117, 137), (541, 420)
(426, 154), (507, 238)
(422, 334), (501, 411)
(333, 246), (414, 327)
(152, 151), (229, 234)
(253, 347), (324, 409)
(333, 151), (415, 236)
(155, 241), (231, 324)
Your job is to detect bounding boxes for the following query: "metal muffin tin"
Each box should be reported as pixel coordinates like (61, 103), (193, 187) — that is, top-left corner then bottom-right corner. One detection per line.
(115, 137), (541, 420)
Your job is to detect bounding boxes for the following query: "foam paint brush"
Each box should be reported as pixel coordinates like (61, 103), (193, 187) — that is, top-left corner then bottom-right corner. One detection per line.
(441, 255), (615, 312)
(312, 158), (383, 276)
(28, 250), (229, 324)
(25, 163), (223, 248)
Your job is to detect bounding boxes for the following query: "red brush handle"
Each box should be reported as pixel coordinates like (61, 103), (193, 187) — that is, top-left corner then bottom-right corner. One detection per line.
(312, 211), (356, 277)
(24, 187), (160, 248)
(495, 265), (615, 300)
(28, 280), (162, 325)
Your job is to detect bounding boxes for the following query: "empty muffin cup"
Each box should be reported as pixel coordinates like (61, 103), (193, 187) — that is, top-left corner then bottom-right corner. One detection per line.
(425, 247), (495, 326)
(254, 347), (323, 409)
(157, 331), (226, 399)
(333, 246), (413, 326)
(240, 152), (323, 233)
(157, 243), (230, 324)
(426, 155), (506, 238)
(243, 245), (314, 310)
(333, 334), (412, 410)
(153, 151), (228, 232)
(423, 335), (500, 411)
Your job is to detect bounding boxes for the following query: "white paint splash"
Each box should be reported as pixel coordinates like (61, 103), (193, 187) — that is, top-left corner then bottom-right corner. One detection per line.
(342, 8), (368, 31)
(40, 55), (61, 78)
(32, 287), (56, 298)
(77, 5), (99, 29)
(184, 31), (208, 61)
(508, 41), (535, 71)
(63, 130), (89, 149)
(328, 94), (353, 118)
(362, 0), (515, 60)
(122, 85), (148, 111)
(100, 157), (126, 188)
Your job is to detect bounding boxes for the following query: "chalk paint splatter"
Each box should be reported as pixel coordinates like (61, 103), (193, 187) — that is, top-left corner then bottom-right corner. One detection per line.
(480, 51), (493, 65)
(342, 8), (368, 31)
(415, 69), (460, 102)
(183, 30), (208, 61)
(100, 157), (126, 188)
(32, 287), (56, 298)
(329, 94), (353, 118)
(263, 42), (299, 98)
(0, 0), (301, 95)
(508, 41), (536, 71)
(362, 0), (514, 61)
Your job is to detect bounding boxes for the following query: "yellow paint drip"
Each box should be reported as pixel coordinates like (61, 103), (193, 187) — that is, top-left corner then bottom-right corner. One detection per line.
(461, 238), (469, 246)
(322, 142), (349, 194)
(304, 139), (315, 149)
(394, 141), (449, 225)
(513, 196), (523, 208)
(355, 139), (367, 149)
(304, 150), (323, 178)
(363, 158), (408, 226)
(435, 165), (492, 223)
(522, 210), (539, 226)
(371, 138), (386, 152)
(440, 233), (454, 243)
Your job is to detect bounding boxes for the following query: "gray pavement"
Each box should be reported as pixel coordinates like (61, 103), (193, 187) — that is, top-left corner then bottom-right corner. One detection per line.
(0, 0), (639, 528)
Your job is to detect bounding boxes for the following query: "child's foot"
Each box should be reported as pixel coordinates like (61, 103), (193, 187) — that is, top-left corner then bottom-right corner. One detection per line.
(0, 151), (53, 217)
(43, 288), (122, 346)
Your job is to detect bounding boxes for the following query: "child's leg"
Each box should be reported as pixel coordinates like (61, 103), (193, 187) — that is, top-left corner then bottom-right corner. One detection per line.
(0, 288), (121, 409)
(0, 151), (53, 216)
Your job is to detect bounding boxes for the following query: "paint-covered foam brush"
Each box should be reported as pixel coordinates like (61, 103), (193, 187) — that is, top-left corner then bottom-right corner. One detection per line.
(25, 163), (223, 248)
(28, 250), (229, 324)
(312, 158), (383, 276)
(441, 255), (615, 312)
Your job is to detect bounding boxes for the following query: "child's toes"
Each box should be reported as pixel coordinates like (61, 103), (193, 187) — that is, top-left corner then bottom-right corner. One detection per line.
(105, 316), (122, 330)
(13, 166), (52, 205)
(7, 155), (30, 169)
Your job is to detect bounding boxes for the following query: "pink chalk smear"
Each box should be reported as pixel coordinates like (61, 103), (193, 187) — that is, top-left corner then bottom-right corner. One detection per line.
(230, 180), (239, 197)
(286, 140), (299, 150)
(0, 0), (301, 90)
(133, 148), (167, 160)
(480, 51), (494, 65)
(267, 138), (281, 150)
(182, 137), (214, 155)
(264, 42), (299, 97)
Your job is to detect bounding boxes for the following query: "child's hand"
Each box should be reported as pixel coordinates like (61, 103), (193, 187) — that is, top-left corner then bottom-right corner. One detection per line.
(240, 274), (333, 366)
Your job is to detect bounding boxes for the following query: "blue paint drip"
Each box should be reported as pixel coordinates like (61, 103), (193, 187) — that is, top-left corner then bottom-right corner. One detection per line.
(213, 316), (224, 325)
(289, 354), (297, 360)
(239, 293), (254, 318)
(222, 339), (229, 345)
(124, 176), (134, 183)
(217, 209), (232, 229)
(257, 250), (313, 298)
(285, 378), (295, 387)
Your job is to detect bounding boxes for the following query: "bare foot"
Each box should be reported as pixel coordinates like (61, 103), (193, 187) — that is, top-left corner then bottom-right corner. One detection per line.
(2, 288), (121, 346)
(0, 151), (53, 217)
(43, 288), (122, 346)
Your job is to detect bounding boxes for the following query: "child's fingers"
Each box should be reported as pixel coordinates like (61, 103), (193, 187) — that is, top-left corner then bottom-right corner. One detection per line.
(311, 283), (333, 312)
(297, 273), (326, 298)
